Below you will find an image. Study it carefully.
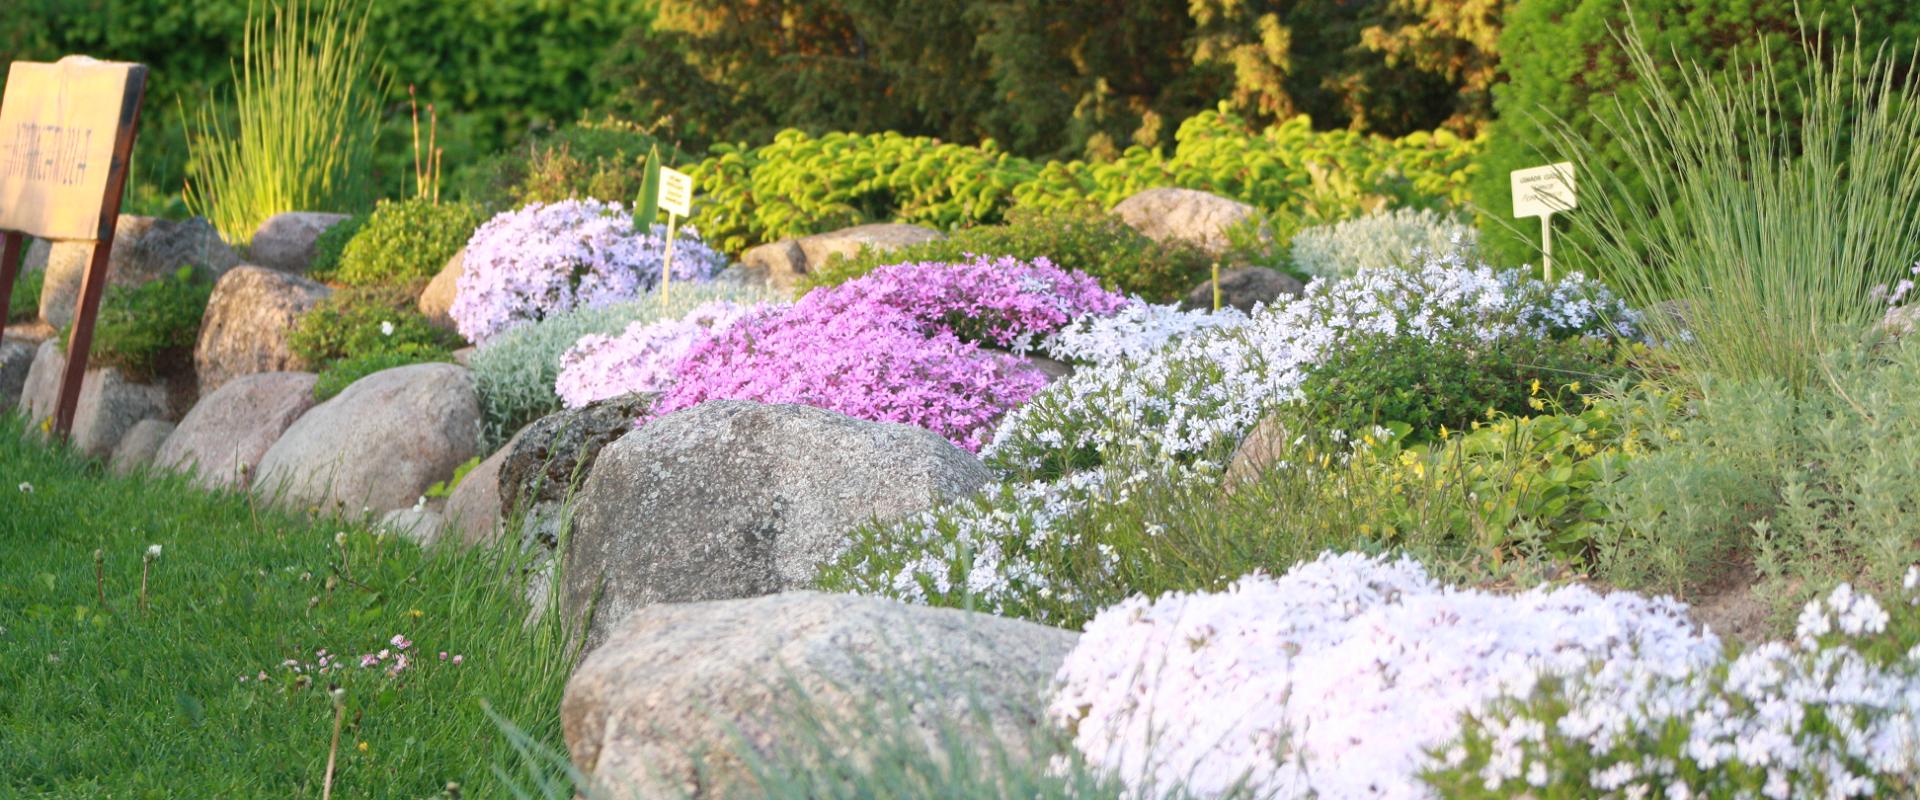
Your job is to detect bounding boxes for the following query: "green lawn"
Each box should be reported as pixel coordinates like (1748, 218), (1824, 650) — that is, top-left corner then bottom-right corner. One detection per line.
(0, 415), (573, 798)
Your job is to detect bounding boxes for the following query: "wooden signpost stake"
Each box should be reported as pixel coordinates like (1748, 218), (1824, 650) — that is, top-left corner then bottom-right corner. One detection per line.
(655, 166), (694, 307)
(0, 56), (148, 440)
(1510, 162), (1577, 281)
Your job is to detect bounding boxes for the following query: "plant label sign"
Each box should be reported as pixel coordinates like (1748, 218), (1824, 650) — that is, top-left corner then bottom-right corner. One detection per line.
(1510, 162), (1576, 279)
(1510, 162), (1576, 219)
(657, 167), (693, 218)
(0, 56), (146, 241)
(0, 55), (148, 442)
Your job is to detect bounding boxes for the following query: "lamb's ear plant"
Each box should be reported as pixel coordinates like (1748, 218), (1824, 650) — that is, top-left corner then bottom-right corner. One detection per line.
(1546, 17), (1920, 390)
(182, 0), (386, 245)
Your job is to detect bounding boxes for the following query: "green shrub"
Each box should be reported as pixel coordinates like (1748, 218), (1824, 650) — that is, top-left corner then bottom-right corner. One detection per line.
(1294, 333), (1630, 444)
(1469, 0), (1920, 269)
(58, 267), (213, 381)
(802, 205), (1217, 302)
(1288, 206), (1477, 279)
(7, 265), (43, 323)
(312, 343), (454, 401)
(468, 282), (783, 448)
(304, 213), (365, 280)
(690, 110), (1481, 255)
(1593, 341), (1920, 604)
(331, 199), (484, 287)
(1544, 21), (1920, 390)
(451, 119), (669, 212)
(182, 0), (386, 244)
(287, 285), (462, 373)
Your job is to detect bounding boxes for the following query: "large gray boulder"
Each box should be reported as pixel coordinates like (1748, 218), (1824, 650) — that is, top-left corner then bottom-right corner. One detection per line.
(1111, 187), (1267, 259)
(109, 419), (175, 475)
(40, 216), (241, 329)
(1180, 266), (1304, 313)
(563, 401), (991, 650)
(0, 339), (33, 411)
(417, 248), (464, 334)
(19, 340), (170, 456)
(193, 266), (331, 396)
(738, 223), (943, 291)
(156, 372), (319, 489)
(248, 212), (351, 273)
(252, 363), (483, 518)
(562, 591), (1077, 799)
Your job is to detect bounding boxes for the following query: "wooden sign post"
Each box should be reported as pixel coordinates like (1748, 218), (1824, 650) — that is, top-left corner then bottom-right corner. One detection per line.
(655, 166), (693, 307)
(1510, 162), (1577, 280)
(0, 56), (149, 439)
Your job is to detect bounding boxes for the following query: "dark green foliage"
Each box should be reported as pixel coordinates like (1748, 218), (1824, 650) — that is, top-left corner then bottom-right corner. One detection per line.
(6, 266), (42, 324)
(598, 0), (1495, 160)
(286, 285), (461, 376)
(452, 120), (672, 211)
(1468, 0), (1920, 269)
(804, 206), (1217, 303)
(1295, 332), (1626, 443)
(58, 267), (213, 381)
(3, 0), (651, 210)
(312, 343), (454, 401)
(332, 199), (484, 287)
(305, 213), (365, 280)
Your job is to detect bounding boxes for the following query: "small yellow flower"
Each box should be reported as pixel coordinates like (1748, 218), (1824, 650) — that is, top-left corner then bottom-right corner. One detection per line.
(1438, 425), (1450, 439)
(408, 609), (424, 618)
(1529, 378), (1541, 396)
(1568, 380), (1582, 393)
(358, 741), (369, 752)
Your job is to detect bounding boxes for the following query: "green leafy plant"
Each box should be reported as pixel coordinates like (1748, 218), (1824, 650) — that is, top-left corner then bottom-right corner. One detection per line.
(1549, 21), (1920, 389)
(287, 285), (462, 374)
(423, 455), (483, 499)
(452, 119), (667, 212)
(304, 213), (365, 280)
(802, 205), (1217, 302)
(312, 344), (454, 401)
(182, 0), (385, 244)
(1295, 332), (1629, 444)
(7, 266), (43, 323)
(58, 267), (213, 381)
(330, 199), (484, 287)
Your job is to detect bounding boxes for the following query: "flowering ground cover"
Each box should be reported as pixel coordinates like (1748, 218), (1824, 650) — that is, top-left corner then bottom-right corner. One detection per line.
(0, 417), (572, 798)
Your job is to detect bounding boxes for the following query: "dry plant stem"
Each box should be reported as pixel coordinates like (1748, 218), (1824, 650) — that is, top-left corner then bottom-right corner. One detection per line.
(93, 549), (108, 610)
(138, 561), (149, 614)
(322, 692), (346, 800)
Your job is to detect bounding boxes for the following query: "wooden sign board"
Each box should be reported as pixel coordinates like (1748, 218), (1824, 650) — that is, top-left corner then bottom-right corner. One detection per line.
(657, 167), (693, 218)
(0, 56), (147, 442)
(1510, 162), (1577, 219)
(0, 57), (146, 242)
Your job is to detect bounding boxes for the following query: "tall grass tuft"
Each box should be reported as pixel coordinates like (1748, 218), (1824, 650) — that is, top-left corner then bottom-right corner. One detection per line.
(183, 0), (385, 245)
(1548, 18), (1920, 389)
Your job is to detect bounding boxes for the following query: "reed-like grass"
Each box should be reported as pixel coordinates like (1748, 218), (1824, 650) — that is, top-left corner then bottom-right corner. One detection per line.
(183, 0), (385, 245)
(1548, 19), (1920, 390)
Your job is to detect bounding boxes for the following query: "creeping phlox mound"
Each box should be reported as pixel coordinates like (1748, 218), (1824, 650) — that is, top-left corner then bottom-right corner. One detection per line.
(551, 255), (1131, 452)
(1053, 553), (1920, 799)
(829, 252), (1636, 620)
(555, 300), (767, 409)
(451, 199), (726, 344)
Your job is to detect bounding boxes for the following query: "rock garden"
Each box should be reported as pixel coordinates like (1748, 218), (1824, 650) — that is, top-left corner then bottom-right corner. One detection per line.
(6, 1), (1920, 798)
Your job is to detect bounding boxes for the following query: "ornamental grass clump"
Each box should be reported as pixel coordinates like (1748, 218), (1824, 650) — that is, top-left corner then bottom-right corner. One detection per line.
(451, 199), (725, 344)
(1550, 22), (1920, 389)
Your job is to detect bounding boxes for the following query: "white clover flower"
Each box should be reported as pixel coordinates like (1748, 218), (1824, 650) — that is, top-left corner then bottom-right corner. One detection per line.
(16, 482), (31, 494)
(379, 320), (395, 337)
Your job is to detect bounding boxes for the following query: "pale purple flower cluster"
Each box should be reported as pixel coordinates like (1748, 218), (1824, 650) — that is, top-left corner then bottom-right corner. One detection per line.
(649, 301), (1049, 452)
(451, 199), (726, 344)
(553, 300), (767, 409)
(815, 256), (1131, 351)
(241, 633), (464, 685)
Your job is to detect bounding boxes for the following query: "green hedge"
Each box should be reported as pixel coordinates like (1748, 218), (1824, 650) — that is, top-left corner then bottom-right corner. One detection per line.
(689, 108), (1481, 255)
(1468, 0), (1920, 268)
(1, 0), (651, 206)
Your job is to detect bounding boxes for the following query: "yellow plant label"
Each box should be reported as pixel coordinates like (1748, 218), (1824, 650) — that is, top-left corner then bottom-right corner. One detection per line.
(657, 166), (694, 218)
